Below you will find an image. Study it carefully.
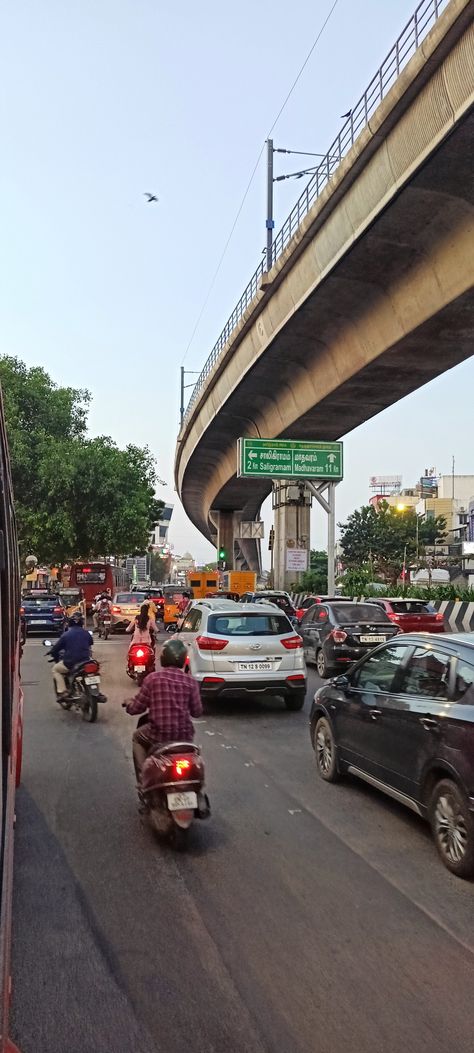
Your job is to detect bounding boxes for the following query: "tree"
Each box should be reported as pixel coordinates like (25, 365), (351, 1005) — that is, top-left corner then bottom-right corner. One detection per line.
(0, 355), (162, 564)
(297, 550), (328, 593)
(339, 501), (446, 586)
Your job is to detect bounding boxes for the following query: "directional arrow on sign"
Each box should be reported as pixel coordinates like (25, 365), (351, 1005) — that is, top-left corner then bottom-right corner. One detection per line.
(248, 451), (258, 460)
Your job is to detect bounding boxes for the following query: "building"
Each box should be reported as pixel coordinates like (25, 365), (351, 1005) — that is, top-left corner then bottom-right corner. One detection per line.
(150, 504), (173, 551)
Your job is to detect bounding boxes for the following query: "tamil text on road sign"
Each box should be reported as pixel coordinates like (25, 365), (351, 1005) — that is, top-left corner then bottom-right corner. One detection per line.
(237, 438), (343, 480)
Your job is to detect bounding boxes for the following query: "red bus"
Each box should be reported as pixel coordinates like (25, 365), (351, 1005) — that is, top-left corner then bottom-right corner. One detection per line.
(69, 562), (129, 611)
(0, 389), (23, 1052)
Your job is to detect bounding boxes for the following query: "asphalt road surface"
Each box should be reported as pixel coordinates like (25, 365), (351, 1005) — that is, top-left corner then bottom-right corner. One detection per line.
(11, 633), (474, 1053)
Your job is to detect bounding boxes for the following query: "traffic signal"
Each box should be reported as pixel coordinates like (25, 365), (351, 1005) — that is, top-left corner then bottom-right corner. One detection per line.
(218, 546), (227, 570)
(218, 547), (226, 561)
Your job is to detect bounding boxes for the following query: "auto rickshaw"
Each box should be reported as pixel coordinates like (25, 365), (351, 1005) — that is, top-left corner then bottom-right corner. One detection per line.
(59, 587), (87, 622)
(162, 588), (191, 630)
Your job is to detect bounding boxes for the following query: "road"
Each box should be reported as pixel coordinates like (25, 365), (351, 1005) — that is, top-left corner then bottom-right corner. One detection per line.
(11, 633), (474, 1053)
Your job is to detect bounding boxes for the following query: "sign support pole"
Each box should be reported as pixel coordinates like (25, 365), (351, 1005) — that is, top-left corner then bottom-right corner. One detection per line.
(304, 479), (338, 595)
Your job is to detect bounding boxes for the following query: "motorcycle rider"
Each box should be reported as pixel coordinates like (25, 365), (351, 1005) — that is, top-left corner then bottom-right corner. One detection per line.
(93, 590), (113, 632)
(125, 602), (155, 648)
(124, 637), (202, 783)
(49, 612), (92, 700)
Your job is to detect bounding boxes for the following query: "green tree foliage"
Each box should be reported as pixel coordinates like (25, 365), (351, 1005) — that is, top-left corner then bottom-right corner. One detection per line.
(339, 502), (447, 585)
(297, 550), (328, 593)
(0, 356), (162, 564)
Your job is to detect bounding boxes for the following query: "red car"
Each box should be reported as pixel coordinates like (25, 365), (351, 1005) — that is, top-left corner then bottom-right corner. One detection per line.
(295, 595), (349, 622)
(366, 598), (445, 633)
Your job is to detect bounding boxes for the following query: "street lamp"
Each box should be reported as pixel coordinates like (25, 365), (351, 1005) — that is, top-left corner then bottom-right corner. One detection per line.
(396, 503), (422, 570)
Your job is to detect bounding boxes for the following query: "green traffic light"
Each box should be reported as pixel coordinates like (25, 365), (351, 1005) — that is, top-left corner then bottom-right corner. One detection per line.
(218, 548), (226, 560)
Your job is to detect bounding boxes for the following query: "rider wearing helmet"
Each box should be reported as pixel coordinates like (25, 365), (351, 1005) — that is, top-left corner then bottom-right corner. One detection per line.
(49, 613), (92, 700)
(125, 637), (202, 782)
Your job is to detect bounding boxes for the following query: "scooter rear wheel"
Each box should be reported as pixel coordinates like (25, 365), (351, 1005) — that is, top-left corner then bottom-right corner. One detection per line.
(170, 823), (190, 851)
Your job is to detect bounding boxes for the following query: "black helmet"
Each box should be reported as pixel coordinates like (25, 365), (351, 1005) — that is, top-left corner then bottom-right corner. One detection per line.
(160, 638), (188, 669)
(69, 612), (84, 627)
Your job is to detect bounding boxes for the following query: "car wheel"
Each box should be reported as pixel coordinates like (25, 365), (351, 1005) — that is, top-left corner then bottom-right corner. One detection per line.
(285, 690), (305, 712)
(314, 716), (340, 782)
(316, 648), (333, 679)
(429, 779), (474, 879)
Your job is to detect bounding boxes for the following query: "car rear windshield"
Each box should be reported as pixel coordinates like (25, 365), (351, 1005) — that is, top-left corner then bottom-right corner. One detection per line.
(23, 595), (62, 606)
(116, 593), (144, 604)
(208, 613), (291, 636)
(332, 603), (391, 624)
(389, 601), (435, 614)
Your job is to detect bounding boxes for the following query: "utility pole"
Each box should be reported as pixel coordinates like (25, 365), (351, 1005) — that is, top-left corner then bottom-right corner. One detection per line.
(266, 139), (274, 271)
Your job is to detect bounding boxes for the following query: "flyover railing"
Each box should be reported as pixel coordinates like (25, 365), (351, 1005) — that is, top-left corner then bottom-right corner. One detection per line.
(183, 0), (449, 426)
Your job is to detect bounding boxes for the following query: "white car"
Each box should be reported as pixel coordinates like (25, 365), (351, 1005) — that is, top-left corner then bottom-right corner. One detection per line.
(178, 601), (307, 710)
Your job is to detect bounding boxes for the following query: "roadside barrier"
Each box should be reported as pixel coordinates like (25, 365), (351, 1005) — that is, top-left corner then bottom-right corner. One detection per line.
(288, 595), (474, 633)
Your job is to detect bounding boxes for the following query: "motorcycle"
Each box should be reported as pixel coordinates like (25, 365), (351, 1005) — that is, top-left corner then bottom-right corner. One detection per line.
(98, 610), (112, 640)
(127, 642), (155, 686)
(43, 639), (106, 723)
(134, 713), (210, 849)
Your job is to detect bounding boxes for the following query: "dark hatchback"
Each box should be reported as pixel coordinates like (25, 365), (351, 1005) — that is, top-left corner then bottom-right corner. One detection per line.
(310, 633), (474, 878)
(21, 592), (67, 636)
(300, 601), (400, 678)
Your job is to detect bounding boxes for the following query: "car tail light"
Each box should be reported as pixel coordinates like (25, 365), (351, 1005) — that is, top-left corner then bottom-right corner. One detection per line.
(281, 635), (303, 650)
(112, 605), (121, 613)
(388, 613), (399, 622)
(20, 607), (24, 615)
(287, 674), (305, 681)
(196, 635), (228, 651)
(174, 758), (191, 777)
(435, 613), (444, 622)
(83, 661), (99, 674)
(202, 676), (225, 683)
(53, 607), (63, 614)
(330, 630), (347, 643)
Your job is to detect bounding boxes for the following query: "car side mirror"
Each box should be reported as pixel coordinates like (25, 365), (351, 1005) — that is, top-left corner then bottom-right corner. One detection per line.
(334, 674), (350, 688)
(42, 639), (52, 647)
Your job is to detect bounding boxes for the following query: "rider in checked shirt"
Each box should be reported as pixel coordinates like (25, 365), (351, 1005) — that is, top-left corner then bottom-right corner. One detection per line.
(125, 637), (203, 782)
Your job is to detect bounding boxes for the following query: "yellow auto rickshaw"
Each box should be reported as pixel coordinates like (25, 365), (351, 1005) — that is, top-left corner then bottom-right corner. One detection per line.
(59, 587), (87, 622)
(162, 587), (190, 629)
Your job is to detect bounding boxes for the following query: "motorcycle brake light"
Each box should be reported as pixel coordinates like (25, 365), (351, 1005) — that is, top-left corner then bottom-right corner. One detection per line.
(196, 635), (228, 651)
(112, 605), (121, 613)
(83, 662), (99, 674)
(135, 648), (145, 658)
(174, 758), (191, 776)
(281, 635), (303, 650)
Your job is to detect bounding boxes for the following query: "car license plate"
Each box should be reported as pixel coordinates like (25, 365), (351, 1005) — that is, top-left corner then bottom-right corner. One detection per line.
(237, 661), (273, 672)
(167, 791), (197, 811)
(360, 635), (387, 643)
(85, 675), (100, 685)
(135, 665), (145, 673)
(31, 619), (49, 624)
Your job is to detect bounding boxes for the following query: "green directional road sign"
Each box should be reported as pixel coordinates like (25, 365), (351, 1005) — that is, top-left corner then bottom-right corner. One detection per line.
(237, 438), (343, 480)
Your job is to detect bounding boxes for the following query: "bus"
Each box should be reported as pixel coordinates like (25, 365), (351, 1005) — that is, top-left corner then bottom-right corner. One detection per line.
(0, 389), (23, 1052)
(68, 562), (130, 612)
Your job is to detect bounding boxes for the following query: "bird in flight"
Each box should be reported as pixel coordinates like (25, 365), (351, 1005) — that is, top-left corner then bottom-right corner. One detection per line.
(144, 192), (159, 203)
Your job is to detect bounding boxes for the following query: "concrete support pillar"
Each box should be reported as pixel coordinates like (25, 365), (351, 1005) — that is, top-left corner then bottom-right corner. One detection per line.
(272, 483), (311, 591)
(210, 510), (245, 570)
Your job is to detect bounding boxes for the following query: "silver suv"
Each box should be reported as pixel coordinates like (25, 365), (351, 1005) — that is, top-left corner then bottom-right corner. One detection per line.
(178, 601), (307, 710)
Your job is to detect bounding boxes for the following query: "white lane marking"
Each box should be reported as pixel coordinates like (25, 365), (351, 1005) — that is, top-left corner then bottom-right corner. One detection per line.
(221, 744), (235, 750)
(288, 809), (302, 815)
(244, 762), (254, 768)
(205, 730), (215, 736)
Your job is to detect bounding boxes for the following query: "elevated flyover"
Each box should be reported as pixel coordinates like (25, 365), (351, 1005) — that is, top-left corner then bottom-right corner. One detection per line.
(175, 0), (474, 569)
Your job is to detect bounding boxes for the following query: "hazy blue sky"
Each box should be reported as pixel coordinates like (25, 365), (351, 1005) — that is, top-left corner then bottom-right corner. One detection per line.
(2, 0), (472, 565)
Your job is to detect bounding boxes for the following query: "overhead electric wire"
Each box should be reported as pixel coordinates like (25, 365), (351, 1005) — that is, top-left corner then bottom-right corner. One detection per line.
(181, 0), (341, 365)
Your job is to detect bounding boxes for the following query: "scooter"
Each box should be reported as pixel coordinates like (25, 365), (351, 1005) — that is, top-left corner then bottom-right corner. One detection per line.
(98, 611), (112, 640)
(127, 642), (155, 686)
(135, 715), (210, 849)
(44, 639), (106, 723)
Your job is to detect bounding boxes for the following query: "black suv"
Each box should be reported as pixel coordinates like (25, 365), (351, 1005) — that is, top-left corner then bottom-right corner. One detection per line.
(310, 633), (474, 878)
(300, 601), (400, 678)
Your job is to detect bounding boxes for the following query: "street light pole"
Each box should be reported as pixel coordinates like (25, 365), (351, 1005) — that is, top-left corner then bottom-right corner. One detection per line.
(266, 139), (274, 271)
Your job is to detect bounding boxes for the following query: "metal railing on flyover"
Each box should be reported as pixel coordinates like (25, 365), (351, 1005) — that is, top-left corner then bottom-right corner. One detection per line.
(182, 0), (449, 427)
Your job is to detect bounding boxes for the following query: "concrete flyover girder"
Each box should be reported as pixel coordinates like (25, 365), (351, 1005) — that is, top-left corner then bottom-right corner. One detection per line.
(175, 0), (474, 553)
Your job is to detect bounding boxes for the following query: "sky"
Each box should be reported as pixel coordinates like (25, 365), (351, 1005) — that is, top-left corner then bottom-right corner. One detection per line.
(2, 0), (472, 568)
